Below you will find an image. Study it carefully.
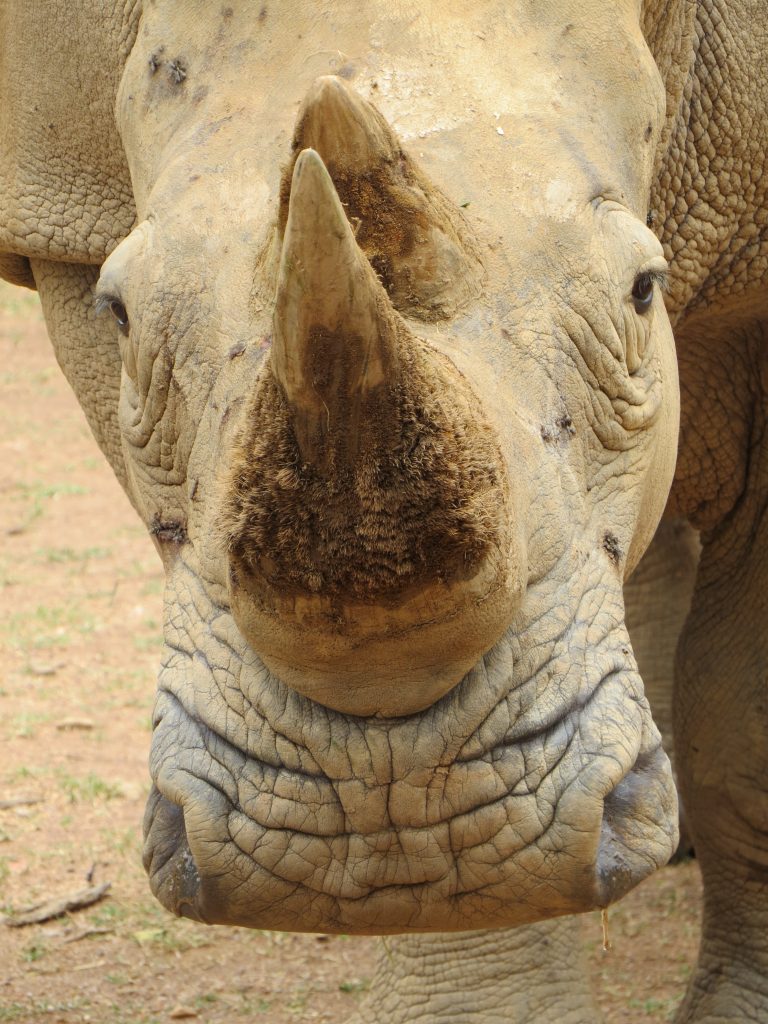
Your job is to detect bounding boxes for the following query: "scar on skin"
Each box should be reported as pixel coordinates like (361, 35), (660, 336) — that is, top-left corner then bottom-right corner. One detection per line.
(150, 517), (188, 544)
(603, 531), (621, 565)
(148, 46), (165, 74)
(167, 59), (187, 84)
(540, 414), (575, 443)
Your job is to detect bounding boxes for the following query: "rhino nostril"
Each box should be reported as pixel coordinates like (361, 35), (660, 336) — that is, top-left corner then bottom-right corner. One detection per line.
(596, 744), (678, 905)
(143, 786), (204, 921)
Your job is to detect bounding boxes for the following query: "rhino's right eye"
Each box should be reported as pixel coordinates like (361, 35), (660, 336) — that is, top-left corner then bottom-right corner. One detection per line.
(631, 273), (654, 314)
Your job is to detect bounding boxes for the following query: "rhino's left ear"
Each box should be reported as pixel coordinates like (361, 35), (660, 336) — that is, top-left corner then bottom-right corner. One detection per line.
(280, 75), (483, 320)
(0, 253), (34, 289)
(0, 3), (138, 272)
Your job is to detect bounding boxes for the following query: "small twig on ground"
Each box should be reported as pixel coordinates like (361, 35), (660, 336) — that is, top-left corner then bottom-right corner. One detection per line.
(28, 662), (64, 677)
(169, 1008), (199, 1020)
(55, 718), (94, 731)
(62, 927), (115, 944)
(0, 796), (42, 810)
(71, 959), (107, 971)
(2, 881), (111, 927)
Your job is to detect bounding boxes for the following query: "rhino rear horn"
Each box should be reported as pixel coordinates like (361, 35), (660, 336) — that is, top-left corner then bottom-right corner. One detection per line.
(283, 76), (482, 319)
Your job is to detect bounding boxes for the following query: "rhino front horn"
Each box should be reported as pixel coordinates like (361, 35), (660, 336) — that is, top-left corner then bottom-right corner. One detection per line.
(282, 75), (482, 319)
(271, 148), (400, 468)
(223, 150), (526, 717)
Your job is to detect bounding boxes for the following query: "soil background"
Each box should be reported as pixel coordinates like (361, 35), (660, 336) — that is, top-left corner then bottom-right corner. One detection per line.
(0, 281), (701, 1023)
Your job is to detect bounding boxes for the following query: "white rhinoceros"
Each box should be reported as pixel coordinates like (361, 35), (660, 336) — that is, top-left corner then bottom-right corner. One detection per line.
(1, 2), (765, 1022)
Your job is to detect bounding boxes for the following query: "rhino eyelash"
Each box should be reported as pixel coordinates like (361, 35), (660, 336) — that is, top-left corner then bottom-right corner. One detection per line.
(632, 267), (669, 295)
(631, 267), (668, 315)
(93, 293), (115, 316)
(644, 268), (669, 291)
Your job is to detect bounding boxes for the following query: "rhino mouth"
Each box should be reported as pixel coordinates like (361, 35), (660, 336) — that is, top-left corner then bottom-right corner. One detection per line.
(142, 642), (677, 933)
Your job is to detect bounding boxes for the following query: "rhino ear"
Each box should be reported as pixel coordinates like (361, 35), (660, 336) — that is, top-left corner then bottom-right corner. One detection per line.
(272, 147), (401, 468)
(281, 75), (482, 319)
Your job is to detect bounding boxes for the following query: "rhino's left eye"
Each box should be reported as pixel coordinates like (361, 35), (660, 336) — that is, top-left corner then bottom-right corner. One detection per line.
(95, 293), (130, 335)
(108, 300), (130, 334)
(631, 273), (655, 314)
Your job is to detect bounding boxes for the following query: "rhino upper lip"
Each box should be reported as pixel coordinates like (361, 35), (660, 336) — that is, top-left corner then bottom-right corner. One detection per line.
(150, 652), (643, 840)
(145, 679), (664, 924)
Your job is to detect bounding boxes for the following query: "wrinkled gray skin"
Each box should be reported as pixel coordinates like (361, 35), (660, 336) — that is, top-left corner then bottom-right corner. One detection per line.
(1, 1), (767, 1022)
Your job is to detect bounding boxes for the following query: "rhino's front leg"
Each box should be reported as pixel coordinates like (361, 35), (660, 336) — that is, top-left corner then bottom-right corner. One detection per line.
(349, 921), (600, 1024)
(671, 318), (768, 1023)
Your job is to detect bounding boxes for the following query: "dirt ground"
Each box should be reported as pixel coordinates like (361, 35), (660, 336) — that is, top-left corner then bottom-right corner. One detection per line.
(0, 279), (701, 1023)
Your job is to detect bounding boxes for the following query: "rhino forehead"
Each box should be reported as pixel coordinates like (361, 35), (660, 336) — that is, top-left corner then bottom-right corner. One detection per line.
(118, 2), (664, 219)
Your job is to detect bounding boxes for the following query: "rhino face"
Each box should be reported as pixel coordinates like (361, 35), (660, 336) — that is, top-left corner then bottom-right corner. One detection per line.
(95, 2), (679, 933)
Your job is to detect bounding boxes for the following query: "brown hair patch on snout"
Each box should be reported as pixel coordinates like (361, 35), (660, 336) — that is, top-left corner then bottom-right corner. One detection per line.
(222, 340), (506, 606)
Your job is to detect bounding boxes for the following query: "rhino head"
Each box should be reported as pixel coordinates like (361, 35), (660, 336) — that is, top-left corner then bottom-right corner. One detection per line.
(93, 2), (679, 933)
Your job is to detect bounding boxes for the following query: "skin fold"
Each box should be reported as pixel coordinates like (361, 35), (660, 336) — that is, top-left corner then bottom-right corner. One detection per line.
(1, 1), (766, 1021)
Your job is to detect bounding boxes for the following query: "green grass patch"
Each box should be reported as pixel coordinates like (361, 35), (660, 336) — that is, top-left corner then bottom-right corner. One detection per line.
(0, 1004), (30, 1022)
(10, 710), (49, 738)
(8, 480), (89, 531)
(22, 942), (47, 963)
(0, 282), (41, 316)
(133, 634), (160, 651)
(90, 901), (130, 929)
(3, 602), (98, 652)
(339, 978), (369, 994)
(628, 996), (677, 1017)
(58, 771), (123, 803)
(37, 545), (111, 564)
